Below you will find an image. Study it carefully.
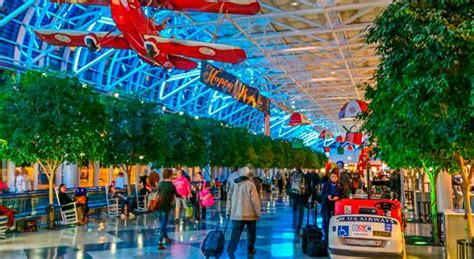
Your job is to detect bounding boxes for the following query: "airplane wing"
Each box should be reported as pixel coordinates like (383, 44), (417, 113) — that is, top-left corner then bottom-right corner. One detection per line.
(151, 0), (260, 15)
(144, 35), (246, 64)
(34, 29), (130, 49)
(49, 0), (109, 5)
(50, 0), (260, 15)
(169, 55), (198, 70)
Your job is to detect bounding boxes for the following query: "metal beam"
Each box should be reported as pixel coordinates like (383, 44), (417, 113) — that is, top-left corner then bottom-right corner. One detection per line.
(166, 1), (391, 29)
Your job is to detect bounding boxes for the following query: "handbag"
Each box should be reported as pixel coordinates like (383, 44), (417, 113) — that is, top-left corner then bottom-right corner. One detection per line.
(185, 206), (193, 218)
(184, 198), (193, 208)
(200, 181), (215, 207)
(147, 191), (161, 212)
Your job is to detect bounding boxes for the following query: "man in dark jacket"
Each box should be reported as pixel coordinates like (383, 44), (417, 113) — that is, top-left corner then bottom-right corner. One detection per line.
(337, 161), (351, 198)
(389, 169), (401, 200)
(156, 168), (178, 250)
(288, 168), (311, 235)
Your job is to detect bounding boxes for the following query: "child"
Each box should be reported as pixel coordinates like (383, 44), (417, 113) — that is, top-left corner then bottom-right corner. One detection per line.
(321, 169), (342, 243)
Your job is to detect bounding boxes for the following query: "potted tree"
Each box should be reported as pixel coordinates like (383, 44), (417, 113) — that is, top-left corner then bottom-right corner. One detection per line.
(0, 71), (107, 228)
(362, 0), (473, 244)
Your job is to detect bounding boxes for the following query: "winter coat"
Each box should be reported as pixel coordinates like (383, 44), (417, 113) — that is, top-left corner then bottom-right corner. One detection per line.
(156, 181), (178, 212)
(339, 171), (352, 198)
(226, 176), (261, 221)
(226, 171), (241, 192)
(321, 181), (342, 209)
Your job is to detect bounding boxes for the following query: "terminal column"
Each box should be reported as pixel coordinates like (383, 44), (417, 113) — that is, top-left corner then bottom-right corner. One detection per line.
(62, 163), (78, 188)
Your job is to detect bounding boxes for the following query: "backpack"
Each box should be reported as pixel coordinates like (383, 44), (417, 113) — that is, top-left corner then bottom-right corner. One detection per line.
(290, 173), (307, 195)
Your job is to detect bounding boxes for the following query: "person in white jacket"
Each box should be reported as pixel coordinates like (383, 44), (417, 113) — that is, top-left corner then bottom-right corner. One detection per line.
(15, 171), (26, 194)
(226, 167), (261, 257)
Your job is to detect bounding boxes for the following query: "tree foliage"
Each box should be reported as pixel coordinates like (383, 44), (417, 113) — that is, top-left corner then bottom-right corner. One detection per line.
(0, 71), (328, 199)
(0, 71), (106, 204)
(361, 1), (474, 243)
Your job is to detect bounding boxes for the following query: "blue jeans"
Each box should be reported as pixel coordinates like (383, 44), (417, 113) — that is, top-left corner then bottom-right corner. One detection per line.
(157, 211), (169, 243)
(227, 220), (257, 255)
(292, 198), (305, 234)
(322, 202), (335, 243)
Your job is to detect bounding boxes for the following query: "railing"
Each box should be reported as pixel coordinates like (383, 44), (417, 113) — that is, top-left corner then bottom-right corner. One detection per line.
(0, 186), (137, 219)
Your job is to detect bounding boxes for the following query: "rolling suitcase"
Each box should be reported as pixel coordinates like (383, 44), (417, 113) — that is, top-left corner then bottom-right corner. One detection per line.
(302, 203), (325, 256)
(201, 217), (229, 258)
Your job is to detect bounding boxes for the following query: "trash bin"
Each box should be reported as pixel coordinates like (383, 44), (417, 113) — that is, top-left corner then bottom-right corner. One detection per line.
(457, 239), (472, 259)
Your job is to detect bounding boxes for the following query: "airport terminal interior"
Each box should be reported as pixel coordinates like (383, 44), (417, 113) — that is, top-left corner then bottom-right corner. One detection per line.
(0, 0), (472, 258)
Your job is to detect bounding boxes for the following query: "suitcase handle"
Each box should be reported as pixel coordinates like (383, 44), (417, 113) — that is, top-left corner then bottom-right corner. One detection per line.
(307, 201), (318, 227)
(215, 214), (230, 234)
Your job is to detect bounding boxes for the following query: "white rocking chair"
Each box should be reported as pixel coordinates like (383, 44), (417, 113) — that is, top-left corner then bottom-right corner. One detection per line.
(54, 187), (78, 225)
(105, 186), (121, 217)
(0, 215), (8, 237)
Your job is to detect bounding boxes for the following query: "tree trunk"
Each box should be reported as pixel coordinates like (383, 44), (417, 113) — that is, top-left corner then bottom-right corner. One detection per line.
(123, 165), (132, 197)
(457, 154), (474, 241)
(427, 172), (440, 245)
(48, 176), (54, 205)
(462, 179), (473, 241)
(38, 160), (60, 230)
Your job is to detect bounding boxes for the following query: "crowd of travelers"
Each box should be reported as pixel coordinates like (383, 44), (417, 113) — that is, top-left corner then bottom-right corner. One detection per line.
(0, 163), (405, 257)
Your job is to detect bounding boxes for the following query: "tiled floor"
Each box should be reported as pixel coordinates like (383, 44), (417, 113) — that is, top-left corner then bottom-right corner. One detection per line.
(0, 194), (445, 258)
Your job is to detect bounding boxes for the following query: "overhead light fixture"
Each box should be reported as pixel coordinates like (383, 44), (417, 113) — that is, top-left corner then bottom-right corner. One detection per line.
(290, 2), (300, 6)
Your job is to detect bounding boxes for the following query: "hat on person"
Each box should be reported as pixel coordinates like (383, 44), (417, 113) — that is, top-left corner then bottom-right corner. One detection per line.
(336, 161), (344, 168)
(75, 187), (87, 196)
(240, 167), (251, 177)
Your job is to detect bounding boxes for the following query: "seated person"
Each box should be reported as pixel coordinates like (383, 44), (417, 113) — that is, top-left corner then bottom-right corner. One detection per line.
(58, 184), (75, 210)
(109, 185), (135, 220)
(74, 187), (89, 223)
(0, 178), (10, 193)
(132, 184), (151, 211)
(0, 205), (16, 231)
(59, 184), (87, 224)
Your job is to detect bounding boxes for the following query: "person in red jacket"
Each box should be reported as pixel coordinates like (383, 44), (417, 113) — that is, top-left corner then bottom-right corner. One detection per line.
(0, 178), (9, 193)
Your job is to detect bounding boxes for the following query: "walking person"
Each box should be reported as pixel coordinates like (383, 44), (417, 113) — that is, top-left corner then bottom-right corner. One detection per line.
(288, 168), (310, 235)
(226, 167), (261, 258)
(321, 169), (342, 243)
(192, 172), (209, 222)
(276, 170), (284, 195)
(226, 167), (240, 192)
(155, 168), (178, 250)
(173, 169), (192, 224)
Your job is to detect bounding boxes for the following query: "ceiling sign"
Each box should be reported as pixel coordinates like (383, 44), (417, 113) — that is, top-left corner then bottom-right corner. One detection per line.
(200, 61), (270, 115)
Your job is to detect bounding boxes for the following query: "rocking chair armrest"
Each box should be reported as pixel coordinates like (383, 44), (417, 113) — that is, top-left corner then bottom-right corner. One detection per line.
(60, 201), (77, 209)
(109, 198), (120, 203)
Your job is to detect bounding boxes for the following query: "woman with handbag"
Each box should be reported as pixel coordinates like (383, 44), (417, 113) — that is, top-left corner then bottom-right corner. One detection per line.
(154, 168), (178, 250)
(192, 172), (211, 223)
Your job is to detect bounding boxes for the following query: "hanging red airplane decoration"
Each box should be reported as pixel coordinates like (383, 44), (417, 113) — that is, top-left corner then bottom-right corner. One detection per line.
(34, 0), (260, 70)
